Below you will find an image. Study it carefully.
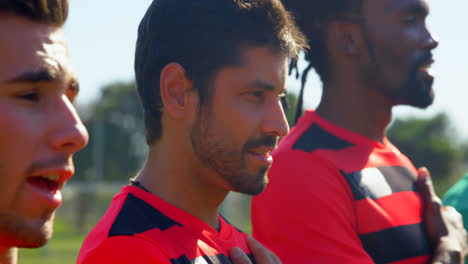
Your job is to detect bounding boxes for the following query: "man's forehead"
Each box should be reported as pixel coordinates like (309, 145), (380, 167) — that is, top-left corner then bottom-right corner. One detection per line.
(364, 0), (429, 14)
(0, 15), (74, 84)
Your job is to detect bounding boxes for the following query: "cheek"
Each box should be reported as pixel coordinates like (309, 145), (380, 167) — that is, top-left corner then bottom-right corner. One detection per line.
(0, 107), (41, 207)
(374, 28), (414, 62)
(222, 103), (260, 132)
(209, 103), (258, 146)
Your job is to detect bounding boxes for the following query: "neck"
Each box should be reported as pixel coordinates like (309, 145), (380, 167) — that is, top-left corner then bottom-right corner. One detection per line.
(135, 140), (228, 230)
(0, 247), (17, 264)
(317, 78), (392, 143)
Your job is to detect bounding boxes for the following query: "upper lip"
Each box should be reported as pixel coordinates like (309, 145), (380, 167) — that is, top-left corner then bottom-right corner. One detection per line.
(419, 57), (435, 68)
(28, 165), (74, 188)
(248, 146), (274, 155)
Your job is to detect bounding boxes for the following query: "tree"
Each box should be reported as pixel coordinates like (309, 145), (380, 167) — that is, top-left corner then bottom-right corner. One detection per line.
(387, 113), (463, 194)
(73, 81), (147, 183)
(283, 92), (299, 127)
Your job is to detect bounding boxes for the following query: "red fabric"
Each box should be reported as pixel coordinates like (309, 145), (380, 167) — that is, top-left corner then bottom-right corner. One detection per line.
(252, 151), (374, 264)
(78, 186), (250, 263)
(355, 192), (423, 234)
(252, 110), (430, 264)
(393, 256), (431, 264)
(79, 236), (171, 264)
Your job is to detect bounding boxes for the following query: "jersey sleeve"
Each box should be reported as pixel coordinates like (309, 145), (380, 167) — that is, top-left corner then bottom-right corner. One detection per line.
(251, 151), (375, 264)
(79, 235), (172, 264)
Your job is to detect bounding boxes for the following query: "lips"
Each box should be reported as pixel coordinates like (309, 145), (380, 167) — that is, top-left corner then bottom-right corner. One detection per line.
(247, 147), (274, 166)
(27, 174), (61, 193)
(250, 149), (272, 157)
(419, 59), (434, 72)
(26, 168), (73, 209)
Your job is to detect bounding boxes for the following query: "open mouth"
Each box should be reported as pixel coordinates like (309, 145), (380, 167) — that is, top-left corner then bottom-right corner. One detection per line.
(418, 58), (434, 72)
(27, 174), (63, 193)
(249, 150), (272, 158)
(419, 63), (431, 72)
(246, 147), (274, 166)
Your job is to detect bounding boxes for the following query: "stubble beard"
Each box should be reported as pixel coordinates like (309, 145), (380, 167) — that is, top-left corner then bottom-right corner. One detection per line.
(190, 110), (270, 196)
(0, 212), (54, 249)
(361, 30), (434, 109)
(397, 58), (435, 109)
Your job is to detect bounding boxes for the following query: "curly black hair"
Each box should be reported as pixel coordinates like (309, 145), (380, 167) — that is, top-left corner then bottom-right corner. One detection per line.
(283, 0), (363, 123)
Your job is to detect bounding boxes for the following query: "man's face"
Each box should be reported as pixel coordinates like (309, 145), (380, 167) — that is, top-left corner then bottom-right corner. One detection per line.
(190, 46), (289, 195)
(0, 15), (89, 248)
(360, 0), (438, 108)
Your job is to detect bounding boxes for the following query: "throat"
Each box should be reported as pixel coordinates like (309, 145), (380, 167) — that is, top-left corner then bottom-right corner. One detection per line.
(316, 97), (391, 143)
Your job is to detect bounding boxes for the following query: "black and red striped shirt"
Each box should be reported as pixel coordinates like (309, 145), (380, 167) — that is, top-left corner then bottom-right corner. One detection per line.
(252, 110), (431, 264)
(78, 186), (253, 264)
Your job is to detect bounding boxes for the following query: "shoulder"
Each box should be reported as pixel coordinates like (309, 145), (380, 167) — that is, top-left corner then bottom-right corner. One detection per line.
(79, 188), (185, 263)
(78, 235), (171, 264)
(108, 192), (182, 237)
(277, 111), (354, 155)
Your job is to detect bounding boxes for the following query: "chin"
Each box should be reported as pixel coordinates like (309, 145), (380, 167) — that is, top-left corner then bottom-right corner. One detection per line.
(231, 168), (269, 195)
(397, 77), (435, 108)
(409, 88), (434, 109)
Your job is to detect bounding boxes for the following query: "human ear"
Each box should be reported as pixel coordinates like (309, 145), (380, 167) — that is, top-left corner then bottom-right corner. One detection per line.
(160, 63), (194, 118)
(330, 22), (361, 55)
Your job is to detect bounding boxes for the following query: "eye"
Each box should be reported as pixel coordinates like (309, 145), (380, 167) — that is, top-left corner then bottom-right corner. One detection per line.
(403, 16), (417, 25)
(244, 90), (265, 103)
(250, 91), (264, 98)
(17, 90), (40, 102)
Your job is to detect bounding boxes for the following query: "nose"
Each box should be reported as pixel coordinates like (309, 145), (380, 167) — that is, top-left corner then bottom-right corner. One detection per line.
(422, 27), (439, 51)
(261, 99), (290, 138)
(48, 95), (89, 153)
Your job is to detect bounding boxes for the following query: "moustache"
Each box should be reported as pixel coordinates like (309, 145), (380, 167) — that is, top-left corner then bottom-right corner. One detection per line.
(25, 156), (72, 176)
(243, 135), (278, 151)
(413, 53), (434, 70)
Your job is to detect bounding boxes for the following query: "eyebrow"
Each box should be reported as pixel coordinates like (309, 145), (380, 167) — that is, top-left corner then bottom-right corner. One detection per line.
(3, 68), (81, 99)
(249, 80), (286, 93)
(400, 1), (429, 16)
(5, 68), (57, 84)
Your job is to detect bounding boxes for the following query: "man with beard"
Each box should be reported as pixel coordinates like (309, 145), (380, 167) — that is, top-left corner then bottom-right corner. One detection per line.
(78, 0), (307, 263)
(0, 1), (89, 263)
(252, 0), (468, 263)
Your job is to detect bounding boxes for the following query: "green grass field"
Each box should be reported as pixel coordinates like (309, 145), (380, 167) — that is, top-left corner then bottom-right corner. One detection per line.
(18, 218), (87, 264)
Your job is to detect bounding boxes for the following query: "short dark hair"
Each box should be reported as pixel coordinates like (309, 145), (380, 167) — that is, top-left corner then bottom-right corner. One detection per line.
(135, 0), (308, 145)
(0, 0), (68, 26)
(282, 0), (363, 122)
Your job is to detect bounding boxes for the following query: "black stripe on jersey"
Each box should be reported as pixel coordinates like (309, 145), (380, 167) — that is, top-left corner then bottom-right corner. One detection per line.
(292, 123), (353, 152)
(171, 255), (191, 264)
(342, 166), (418, 200)
(108, 193), (182, 237)
(359, 223), (431, 264)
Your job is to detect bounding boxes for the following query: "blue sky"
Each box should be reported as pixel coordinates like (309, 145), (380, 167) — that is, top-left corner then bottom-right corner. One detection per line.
(65, 0), (468, 139)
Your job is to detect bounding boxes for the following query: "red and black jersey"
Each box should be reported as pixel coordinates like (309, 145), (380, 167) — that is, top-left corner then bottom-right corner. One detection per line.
(78, 186), (253, 264)
(252, 110), (431, 264)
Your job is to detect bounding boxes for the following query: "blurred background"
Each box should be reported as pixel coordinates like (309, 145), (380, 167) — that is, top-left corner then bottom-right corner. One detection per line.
(19, 0), (468, 262)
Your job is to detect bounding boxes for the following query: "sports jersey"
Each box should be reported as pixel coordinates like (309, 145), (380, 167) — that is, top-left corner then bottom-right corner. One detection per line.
(251, 110), (432, 264)
(78, 185), (253, 264)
